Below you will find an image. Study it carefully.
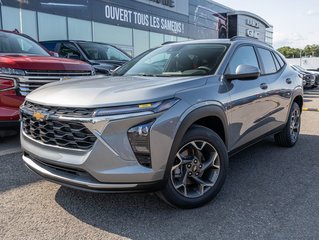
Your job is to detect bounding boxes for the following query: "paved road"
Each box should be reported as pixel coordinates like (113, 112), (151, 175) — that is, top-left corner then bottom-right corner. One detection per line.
(303, 87), (319, 110)
(1, 91), (319, 240)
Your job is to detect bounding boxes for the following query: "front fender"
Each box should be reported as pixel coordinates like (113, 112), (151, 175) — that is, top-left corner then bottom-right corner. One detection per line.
(162, 102), (229, 181)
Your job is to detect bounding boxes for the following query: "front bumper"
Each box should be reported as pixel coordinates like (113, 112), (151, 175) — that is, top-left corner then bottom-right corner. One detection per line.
(23, 152), (164, 192)
(20, 100), (186, 191)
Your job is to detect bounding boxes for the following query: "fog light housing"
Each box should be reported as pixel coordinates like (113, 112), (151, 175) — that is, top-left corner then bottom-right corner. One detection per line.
(128, 120), (155, 168)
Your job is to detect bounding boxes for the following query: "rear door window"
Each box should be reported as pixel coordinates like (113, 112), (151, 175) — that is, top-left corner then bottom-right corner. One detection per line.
(257, 48), (277, 74)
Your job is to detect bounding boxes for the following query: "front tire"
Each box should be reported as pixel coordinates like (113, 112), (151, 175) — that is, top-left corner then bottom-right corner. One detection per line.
(274, 102), (301, 147)
(158, 125), (228, 209)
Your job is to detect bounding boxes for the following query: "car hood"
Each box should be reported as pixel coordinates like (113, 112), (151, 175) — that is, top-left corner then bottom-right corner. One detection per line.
(0, 54), (92, 71)
(26, 75), (208, 108)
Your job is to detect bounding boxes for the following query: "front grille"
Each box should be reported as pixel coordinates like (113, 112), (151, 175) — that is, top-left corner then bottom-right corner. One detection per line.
(17, 70), (92, 96)
(24, 101), (94, 118)
(21, 102), (97, 150)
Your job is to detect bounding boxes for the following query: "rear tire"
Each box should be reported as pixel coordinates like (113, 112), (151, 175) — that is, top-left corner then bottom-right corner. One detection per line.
(158, 125), (228, 209)
(274, 102), (301, 147)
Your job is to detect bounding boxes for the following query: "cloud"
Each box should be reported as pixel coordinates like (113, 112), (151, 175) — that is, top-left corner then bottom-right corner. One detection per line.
(306, 10), (319, 16)
(273, 32), (306, 49)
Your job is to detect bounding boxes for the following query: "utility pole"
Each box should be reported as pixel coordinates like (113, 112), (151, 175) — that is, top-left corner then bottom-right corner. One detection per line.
(299, 50), (302, 66)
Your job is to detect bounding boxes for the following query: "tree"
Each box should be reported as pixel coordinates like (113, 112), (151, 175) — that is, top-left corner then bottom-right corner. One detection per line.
(277, 46), (301, 58)
(277, 45), (319, 58)
(303, 44), (319, 57)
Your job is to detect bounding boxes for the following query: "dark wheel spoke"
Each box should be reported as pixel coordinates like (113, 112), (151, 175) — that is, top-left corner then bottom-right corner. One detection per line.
(191, 176), (214, 187)
(202, 151), (219, 171)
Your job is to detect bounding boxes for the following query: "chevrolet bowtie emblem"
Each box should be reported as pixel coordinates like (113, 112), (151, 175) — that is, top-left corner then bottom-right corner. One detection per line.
(33, 112), (46, 121)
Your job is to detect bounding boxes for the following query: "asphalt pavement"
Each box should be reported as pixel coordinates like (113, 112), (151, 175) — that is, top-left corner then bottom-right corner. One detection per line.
(1, 89), (319, 240)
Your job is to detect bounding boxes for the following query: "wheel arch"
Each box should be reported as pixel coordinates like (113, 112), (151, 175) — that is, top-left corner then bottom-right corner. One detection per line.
(293, 95), (303, 112)
(163, 105), (229, 180)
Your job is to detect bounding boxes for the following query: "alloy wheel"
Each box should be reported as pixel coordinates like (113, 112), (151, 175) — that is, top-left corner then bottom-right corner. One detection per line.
(170, 140), (220, 198)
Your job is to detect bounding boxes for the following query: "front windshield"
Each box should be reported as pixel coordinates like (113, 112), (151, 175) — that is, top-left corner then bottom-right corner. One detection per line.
(0, 32), (49, 56)
(78, 42), (131, 61)
(123, 43), (229, 77)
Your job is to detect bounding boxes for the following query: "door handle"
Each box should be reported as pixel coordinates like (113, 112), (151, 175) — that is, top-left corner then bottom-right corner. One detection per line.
(260, 83), (268, 90)
(286, 78), (292, 84)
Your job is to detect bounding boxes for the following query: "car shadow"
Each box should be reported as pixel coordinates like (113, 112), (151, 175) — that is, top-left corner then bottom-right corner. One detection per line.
(0, 152), (42, 192)
(54, 134), (319, 239)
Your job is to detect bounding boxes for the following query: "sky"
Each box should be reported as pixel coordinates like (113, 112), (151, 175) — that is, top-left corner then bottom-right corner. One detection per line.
(215, 0), (319, 49)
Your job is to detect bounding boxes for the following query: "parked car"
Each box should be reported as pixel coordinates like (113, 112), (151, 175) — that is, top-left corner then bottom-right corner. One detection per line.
(21, 37), (303, 209)
(0, 30), (94, 133)
(293, 65), (319, 88)
(291, 65), (315, 88)
(40, 40), (132, 75)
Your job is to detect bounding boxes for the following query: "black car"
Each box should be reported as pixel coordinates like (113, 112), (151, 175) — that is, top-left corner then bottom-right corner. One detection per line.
(40, 40), (132, 75)
(291, 65), (315, 88)
(293, 65), (318, 88)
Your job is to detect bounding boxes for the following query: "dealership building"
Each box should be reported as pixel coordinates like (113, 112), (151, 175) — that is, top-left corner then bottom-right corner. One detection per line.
(0, 0), (273, 56)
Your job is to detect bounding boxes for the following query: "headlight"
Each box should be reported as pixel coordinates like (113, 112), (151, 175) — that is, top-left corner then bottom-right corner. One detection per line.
(93, 98), (179, 117)
(0, 68), (25, 76)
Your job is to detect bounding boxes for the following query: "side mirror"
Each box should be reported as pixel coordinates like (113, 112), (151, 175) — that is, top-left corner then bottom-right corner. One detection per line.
(49, 51), (59, 58)
(225, 64), (260, 81)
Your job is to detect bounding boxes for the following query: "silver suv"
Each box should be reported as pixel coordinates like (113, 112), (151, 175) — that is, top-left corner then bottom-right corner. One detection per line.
(21, 37), (303, 209)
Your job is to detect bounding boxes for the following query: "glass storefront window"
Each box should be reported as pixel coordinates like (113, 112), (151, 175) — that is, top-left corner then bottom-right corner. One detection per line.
(38, 13), (67, 41)
(21, 9), (38, 40)
(2, 6), (20, 32)
(177, 36), (189, 42)
(93, 22), (132, 46)
(164, 35), (177, 43)
(133, 29), (150, 57)
(68, 18), (92, 41)
(150, 32), (164, 48)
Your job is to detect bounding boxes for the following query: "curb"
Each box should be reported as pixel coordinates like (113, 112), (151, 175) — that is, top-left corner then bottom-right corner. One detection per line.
(303, 108), (319, 112)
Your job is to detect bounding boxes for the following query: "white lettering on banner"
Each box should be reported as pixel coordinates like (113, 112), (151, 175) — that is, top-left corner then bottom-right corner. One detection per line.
(105, 4), (184, 34)
(105, 5), (133, 23)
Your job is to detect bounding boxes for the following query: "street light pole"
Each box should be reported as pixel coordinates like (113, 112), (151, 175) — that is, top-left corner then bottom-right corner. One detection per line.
(300, 50), (302, 66)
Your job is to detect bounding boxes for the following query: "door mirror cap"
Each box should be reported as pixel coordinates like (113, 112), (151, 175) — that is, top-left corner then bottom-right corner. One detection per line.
(225, 64), (261, 81)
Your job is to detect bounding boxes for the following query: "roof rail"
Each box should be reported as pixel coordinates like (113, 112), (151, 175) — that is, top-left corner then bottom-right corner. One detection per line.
(230, 36), (273, 48)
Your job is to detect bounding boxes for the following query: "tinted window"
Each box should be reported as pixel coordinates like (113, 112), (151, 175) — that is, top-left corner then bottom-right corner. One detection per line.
(0, 31), (49, 56)
(108, 46), (131, 61)
(78, 42), (130, 61)
(274, 52), (285, 68)
(226, 46), (259, 74)
(59, 43), (83, 60)
(272, 52), (281, 71)
(41, 42), (57, 52)
(258, 48), (277, 74)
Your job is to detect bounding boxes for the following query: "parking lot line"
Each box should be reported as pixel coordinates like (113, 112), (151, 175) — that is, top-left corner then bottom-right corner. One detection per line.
(302, 108), (319, 112)
(0, 147), (21, 157)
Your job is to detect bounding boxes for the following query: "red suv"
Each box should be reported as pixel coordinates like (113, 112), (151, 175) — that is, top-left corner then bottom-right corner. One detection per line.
(0, 30), (94, 131)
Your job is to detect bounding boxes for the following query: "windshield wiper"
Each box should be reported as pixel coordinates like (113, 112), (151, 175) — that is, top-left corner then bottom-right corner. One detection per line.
(136, 74), (160, 77)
